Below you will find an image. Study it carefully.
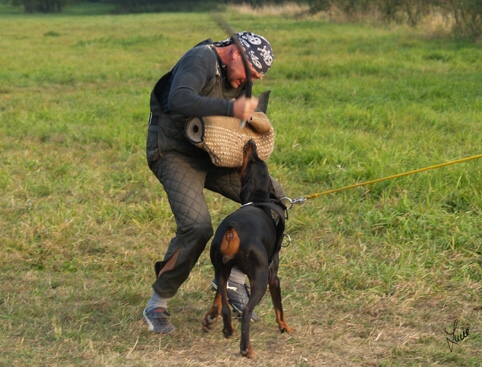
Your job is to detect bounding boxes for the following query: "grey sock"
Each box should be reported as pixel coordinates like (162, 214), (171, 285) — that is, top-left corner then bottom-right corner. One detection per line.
(146, 291), (168, 311)
(229, 267), (246, 285)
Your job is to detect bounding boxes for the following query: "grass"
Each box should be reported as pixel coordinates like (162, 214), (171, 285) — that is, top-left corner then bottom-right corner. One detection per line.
(1, 3), (481, 367)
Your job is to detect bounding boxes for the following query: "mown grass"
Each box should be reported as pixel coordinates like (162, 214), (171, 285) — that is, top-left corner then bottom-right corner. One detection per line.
(1, 4), (481, 367)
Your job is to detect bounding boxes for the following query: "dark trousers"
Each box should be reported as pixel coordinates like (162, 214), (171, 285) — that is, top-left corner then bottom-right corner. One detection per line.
(146, 130), (285, 298)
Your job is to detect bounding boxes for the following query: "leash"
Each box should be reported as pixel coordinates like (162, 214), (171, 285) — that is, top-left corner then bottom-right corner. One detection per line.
(282, 153), (482, 208)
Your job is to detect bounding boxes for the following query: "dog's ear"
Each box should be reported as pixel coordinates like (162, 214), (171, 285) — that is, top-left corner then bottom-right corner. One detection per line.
(255, 90), (271, 114)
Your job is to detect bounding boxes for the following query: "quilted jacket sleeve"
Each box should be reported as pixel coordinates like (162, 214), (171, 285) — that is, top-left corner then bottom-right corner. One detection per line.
(168, 46), (234, 118)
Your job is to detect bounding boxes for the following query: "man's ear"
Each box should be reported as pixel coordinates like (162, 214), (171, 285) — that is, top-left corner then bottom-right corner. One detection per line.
(231, 47), (241, 61)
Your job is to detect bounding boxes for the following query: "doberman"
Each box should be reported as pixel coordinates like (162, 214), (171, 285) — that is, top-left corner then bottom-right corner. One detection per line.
(202, 139), (293, 358)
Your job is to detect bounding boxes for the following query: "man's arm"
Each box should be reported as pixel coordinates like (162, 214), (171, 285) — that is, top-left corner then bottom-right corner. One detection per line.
(168, 52), (233, 117)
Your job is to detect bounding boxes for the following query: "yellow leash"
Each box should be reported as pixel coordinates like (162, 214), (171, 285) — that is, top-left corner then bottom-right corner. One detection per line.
(286, 153), (482, 206)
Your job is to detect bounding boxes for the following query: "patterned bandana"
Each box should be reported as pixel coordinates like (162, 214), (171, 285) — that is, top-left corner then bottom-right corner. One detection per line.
(213, 31), (274, 75)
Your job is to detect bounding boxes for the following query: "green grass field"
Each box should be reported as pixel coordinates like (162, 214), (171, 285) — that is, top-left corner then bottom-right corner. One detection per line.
(1, 4), (481, 366)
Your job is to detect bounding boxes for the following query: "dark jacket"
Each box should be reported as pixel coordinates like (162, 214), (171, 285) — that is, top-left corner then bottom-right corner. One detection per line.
(149, 39), (243, 156)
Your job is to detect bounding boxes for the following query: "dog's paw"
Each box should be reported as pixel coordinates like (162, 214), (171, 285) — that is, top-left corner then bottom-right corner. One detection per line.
(280, 324), (294, 334)
(202, 314), (218, 332)
(222, 324), (235, 339)
(240, 347), (254, 358)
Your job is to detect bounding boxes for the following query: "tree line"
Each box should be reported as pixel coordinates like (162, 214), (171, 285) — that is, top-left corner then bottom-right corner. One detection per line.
(6, 0), (482, 38)
(9, 0), (68, 12)
(306, 0), (482, 38)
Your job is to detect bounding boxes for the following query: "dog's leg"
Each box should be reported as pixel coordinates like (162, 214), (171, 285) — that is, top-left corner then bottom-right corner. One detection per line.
(268, 254), (293, 333)
(218, 270), (235, 339)
(240, 268), (268, 358)
(203, 266), (234, 335)
(202, 290), (221, 332)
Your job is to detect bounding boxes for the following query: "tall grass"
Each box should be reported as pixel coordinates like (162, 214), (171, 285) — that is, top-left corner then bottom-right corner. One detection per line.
(1, 4), (481, 367)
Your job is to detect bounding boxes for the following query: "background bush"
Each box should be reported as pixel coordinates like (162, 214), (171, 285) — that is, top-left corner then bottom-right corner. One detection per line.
(5, 0), (481, 39)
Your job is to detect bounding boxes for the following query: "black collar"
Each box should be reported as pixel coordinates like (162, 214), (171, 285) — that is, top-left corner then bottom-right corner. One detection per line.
(241, 201), (287, 223)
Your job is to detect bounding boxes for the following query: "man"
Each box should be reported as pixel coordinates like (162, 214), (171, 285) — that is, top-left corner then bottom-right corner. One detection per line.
(143, 31), (285, 334)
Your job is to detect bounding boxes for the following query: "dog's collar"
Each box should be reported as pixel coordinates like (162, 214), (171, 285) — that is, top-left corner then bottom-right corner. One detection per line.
(240, 201), (287, 226)
(241, 202), (276, 223)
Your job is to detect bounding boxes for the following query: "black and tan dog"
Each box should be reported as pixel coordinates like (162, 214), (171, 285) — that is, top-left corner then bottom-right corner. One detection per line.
(202, 139), (292, 358)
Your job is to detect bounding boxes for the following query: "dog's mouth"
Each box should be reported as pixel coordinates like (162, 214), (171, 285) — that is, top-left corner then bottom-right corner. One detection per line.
(240, 140), (258, 177)
(242, 139), (257, 155)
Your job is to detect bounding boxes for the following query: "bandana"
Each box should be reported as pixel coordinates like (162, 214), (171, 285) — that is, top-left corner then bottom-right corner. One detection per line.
(213, 31), (274, 75)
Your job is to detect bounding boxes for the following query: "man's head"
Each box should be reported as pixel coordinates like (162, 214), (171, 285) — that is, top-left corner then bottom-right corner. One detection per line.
(214, 32), (274, 89)
(234, 32), (274, 76)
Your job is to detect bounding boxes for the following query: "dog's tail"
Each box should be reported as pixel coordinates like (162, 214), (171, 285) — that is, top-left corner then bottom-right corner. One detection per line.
(220, 226), (240, 264)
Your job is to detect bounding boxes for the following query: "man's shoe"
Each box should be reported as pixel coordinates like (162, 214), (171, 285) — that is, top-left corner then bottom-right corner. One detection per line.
(211, 279), (260, 322)
(143, 307), (176, 334)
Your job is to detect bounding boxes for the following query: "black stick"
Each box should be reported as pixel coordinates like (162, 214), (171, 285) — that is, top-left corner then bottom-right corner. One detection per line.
(211, 15), (252, 98)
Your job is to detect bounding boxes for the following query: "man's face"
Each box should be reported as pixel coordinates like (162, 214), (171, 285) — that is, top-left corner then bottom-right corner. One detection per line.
(226, 50), (263, 89)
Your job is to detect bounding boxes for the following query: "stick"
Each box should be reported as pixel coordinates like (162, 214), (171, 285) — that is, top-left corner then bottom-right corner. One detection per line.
(211, 15), (252, 98)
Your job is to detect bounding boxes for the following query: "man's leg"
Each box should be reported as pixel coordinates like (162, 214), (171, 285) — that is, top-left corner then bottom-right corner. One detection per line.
(144, 150), (213, 333)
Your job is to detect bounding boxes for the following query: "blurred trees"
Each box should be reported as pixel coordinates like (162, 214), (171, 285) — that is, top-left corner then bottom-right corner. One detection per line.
(12, 0), (69, 12)
(306, 0), (481, 37)
(7, 0), (481, 38)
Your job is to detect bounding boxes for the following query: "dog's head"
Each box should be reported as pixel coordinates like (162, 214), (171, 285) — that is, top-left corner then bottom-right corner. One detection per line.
(239, 140), (277, 204)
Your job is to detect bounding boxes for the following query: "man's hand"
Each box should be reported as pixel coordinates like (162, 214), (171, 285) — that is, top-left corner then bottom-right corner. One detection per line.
(233, 95), (259, 121)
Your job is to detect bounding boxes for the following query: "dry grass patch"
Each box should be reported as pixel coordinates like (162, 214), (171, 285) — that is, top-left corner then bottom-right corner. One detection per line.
(228, 3), (310, 17)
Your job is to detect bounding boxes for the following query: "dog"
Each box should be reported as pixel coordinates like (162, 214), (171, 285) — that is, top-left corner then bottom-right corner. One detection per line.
(202, 139), (293, 358)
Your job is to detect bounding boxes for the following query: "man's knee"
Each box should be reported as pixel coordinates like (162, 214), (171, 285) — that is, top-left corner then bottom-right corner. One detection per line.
(190, 222), (214, 245)
(174, 220), (214, 253)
